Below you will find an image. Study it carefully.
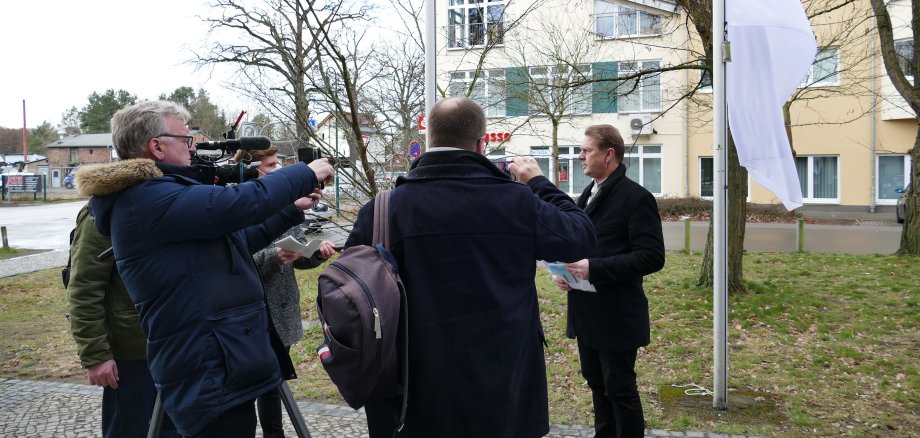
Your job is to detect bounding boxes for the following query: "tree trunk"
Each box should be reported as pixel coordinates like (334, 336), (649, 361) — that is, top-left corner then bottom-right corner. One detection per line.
(897, 126), (920, 255)
(698, 133), (748, 293)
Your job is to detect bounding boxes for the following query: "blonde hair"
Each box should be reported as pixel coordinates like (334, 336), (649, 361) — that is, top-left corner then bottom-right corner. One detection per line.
(232, 146), (280, 165)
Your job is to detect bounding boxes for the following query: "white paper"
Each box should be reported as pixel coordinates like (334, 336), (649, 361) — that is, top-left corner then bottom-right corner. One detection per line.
(541, 261), (596, 292)
(275, 236), (321, 255)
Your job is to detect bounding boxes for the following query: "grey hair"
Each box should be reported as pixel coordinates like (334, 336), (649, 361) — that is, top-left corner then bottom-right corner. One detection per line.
(110, 100), (191, 159)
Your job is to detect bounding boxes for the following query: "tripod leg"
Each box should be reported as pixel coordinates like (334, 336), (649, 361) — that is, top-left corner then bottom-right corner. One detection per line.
(147, 393), (164, 438)
(279, 381), (312, 438)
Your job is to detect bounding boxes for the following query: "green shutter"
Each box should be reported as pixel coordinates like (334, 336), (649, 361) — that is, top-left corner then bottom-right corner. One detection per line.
(592, 61), (618, 114)
(505, 67), (529, 117)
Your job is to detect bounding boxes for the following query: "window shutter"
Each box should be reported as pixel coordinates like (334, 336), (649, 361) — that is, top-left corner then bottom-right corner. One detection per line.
(592, 61), (618, 113)
(505, 67), (529, 116)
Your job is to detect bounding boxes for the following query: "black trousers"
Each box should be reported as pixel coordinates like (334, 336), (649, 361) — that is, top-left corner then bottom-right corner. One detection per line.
(186, 398), (257, 438)
(257, 386), (285, 438)
(577, 340), (645, 438)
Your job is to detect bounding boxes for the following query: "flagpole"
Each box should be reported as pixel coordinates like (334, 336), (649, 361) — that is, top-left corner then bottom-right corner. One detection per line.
(712, 0), (730, 410)
(424, 0), (437, 151)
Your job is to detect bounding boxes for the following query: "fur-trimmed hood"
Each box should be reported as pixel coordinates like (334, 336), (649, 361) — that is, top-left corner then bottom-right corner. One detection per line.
(75, 159), (163, 197)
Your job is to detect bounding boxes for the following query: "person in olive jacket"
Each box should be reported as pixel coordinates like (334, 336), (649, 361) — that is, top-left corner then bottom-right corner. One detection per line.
(67, 204), (177, 437)
(77, 100), (334, 437)
(555, 124), (665, 438)
(347, 97), (596, 438)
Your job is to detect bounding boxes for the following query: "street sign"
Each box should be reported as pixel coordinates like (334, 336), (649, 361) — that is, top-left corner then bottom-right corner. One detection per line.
(409, 141), (421, 158)
(417, 115), (426, 132)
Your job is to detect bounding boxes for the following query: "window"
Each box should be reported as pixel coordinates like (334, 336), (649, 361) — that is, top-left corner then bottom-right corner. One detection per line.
(594, 0), (662, 39)
(877, 154), (911, 202)
(448, 0), (505, 49)
(895, 39), (915, 84)
(700, 156), (713, 198)
(528, 146), (591, 195)
(70, 147), (79, 164)
(624, 145), (662, 194)
(528, 64), (593, 115)
(699, 59), (712, 93)
(617, 60), (661, 112)
(447, 69), (506, 117)
(801, 47), (839, 86)
(795, 156), (838, 202)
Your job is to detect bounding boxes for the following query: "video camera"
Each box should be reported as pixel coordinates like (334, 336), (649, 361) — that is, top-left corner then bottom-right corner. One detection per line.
(184, 110), (267, 185)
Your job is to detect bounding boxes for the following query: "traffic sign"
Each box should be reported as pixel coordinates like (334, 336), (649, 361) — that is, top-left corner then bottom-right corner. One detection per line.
(409, 141), (421, 158)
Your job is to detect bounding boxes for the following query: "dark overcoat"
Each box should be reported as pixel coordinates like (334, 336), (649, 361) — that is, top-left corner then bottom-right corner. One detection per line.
(81, 159), (318, 436)
(346, 149), (596, 438)
(567, 164), (665, 351)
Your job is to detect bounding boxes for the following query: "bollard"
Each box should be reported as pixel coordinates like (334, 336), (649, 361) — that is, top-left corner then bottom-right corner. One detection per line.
(1, 226), (7, 249)
(795, 218), (805, 252)
(681, 216), (691, 253)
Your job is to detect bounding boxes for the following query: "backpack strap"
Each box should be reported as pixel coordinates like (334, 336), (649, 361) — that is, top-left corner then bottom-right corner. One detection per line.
(372, 190), (409, 433)
(373, 190), (392, 249)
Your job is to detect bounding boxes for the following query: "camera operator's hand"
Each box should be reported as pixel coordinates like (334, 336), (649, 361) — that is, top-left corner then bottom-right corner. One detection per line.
(308, 158), (334, 187)
(276, 248), (302, 265)
(509, 156), (543, 184)
(294, 189), (323, 211)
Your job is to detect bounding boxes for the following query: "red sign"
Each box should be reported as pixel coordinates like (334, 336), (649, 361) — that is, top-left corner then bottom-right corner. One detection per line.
(418, 115), (427, 131)
(559, 171), (569, 182)
(485, 132), (511, 142)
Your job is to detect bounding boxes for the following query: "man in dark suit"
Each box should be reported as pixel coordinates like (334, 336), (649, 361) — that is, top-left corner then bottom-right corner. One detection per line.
(554, 124), (665, 438)
(347, 96), (596, 437)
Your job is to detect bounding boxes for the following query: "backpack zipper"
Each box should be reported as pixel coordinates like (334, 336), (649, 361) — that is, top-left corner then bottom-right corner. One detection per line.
(330, 262), (382, 339)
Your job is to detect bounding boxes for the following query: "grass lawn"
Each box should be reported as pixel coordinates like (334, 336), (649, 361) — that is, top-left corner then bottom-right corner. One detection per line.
(1, 251), (917, 436)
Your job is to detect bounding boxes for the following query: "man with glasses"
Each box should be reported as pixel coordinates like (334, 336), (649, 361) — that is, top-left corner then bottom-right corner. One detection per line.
(76, 100), (333, 437)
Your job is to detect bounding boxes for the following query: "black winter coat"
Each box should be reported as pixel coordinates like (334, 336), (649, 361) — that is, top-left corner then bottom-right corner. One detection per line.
(567, 164), (665, 351)
(346, 149), (596, 438)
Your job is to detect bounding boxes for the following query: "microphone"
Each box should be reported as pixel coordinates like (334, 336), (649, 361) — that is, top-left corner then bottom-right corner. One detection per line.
(195, 136), (272, 151)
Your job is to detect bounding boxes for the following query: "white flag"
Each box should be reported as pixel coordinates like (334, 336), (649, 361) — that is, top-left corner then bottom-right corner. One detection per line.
(726, 0), (816, 210)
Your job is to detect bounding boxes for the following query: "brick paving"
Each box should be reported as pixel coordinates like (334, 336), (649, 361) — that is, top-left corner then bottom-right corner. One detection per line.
(0, 379), (769, 438)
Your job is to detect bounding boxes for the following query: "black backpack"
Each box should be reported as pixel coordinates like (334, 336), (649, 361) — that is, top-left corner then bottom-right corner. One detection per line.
(316, 190), (408, 428)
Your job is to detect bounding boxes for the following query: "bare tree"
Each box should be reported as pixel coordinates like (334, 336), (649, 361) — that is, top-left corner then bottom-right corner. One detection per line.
(195, 0), (385, 209)
(870, 0), (919, 255)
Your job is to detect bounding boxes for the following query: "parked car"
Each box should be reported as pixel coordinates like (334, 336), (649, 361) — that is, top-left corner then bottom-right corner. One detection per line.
(63, 173), (76, 189)
(896, 188), (908, 224)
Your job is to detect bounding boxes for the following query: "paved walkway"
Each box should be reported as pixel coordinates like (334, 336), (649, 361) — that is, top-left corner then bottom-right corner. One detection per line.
(0, 378), (763, 438)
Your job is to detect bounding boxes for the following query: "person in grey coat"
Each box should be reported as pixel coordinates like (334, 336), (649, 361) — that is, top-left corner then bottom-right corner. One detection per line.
(235, 146), (336, 437)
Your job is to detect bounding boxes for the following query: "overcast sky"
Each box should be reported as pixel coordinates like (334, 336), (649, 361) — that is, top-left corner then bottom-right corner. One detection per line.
(0, 0), (246, 129)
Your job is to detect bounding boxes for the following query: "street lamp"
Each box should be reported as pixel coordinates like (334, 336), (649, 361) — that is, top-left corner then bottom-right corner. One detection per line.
(327, 68), (342, 217)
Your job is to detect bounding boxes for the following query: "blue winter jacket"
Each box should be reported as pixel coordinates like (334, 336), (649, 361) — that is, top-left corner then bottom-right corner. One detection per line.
(77, 159), (320, 436)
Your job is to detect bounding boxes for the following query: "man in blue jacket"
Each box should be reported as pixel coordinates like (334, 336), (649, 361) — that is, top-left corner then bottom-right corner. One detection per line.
(346, 96), (596, 437)
(556, 124), (665, 438)
(77, 100), (333, 437)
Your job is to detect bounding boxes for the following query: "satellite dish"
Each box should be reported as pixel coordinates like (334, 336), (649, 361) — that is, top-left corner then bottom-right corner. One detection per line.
(630, 118), (644, 130)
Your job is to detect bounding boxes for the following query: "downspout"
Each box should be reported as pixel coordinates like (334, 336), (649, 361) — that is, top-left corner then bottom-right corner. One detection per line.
(870, 35), (878, 213)
(684, 26), (691, 197)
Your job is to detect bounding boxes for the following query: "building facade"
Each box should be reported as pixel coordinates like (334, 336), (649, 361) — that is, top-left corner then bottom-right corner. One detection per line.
(435, 0), (916, 212)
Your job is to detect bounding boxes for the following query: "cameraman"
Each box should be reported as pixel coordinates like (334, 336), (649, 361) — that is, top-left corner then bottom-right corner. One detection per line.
(77, 100), (333, 437)
(233, 146), (336, 438)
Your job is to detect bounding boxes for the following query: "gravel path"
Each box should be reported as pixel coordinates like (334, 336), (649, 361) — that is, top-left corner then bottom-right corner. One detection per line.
(0, 250), (69, 278)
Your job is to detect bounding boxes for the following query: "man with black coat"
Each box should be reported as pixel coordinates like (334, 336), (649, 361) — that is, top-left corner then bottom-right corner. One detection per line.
(555, 124), (665, 438)
(346, 96), (596, 437)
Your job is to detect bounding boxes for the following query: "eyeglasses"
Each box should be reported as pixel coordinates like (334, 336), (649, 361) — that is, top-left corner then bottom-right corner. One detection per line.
(156, 133), (195, 149)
